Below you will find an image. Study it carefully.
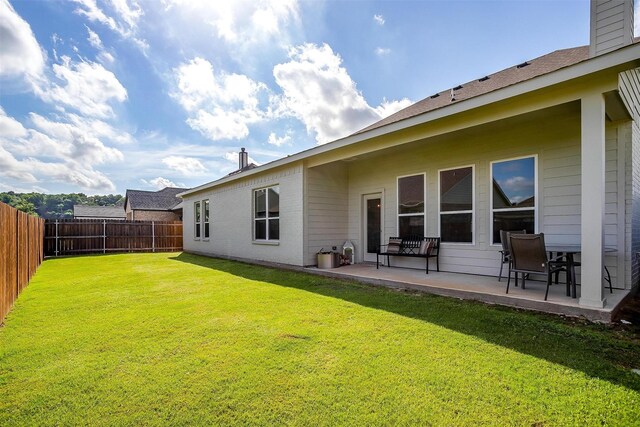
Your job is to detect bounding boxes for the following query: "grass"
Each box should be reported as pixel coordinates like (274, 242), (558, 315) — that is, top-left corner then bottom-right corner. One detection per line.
(1, 252), (639, 426)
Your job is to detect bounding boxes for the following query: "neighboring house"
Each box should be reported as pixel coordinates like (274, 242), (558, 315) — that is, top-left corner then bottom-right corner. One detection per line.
(73, 205), (126, 220)
(179, 1), (640, 311)
(124, 187), (185, 221)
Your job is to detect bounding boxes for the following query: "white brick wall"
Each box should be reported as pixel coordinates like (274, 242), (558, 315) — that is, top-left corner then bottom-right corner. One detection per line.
(183, 162), (305, 266)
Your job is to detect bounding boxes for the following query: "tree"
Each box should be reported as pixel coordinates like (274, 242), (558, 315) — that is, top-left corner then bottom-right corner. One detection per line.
(0, 192), (124, 218)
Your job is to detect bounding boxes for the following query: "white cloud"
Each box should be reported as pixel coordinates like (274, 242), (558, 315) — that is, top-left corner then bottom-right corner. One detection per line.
(141, 176), (179, 189)
(161, 155), (207, 175)
(0, 182), (49, 193)
(26, 113), (124, 164)
(251, 0), (299, 39)
(273, 43), (411, 144)
(162, 0), (299, 50)
(267, 131), (291, 147)
(86, 25), (104, 49)
(97, 51), (115, 64)
(0, 146), (37, 182)
(0, 144), (116, 190)
(64, 113), (133, 144)
(0, 0), (45, 80)
(27, 159), (116, 190)
(172, 57), (268, 140)
(171, 43), (411, 146)
(375, 47), (391, 56)
(85, 25), (115, 65)
(72, 0), (147, 51)
(73, 0), (118, 31)
(110, 0), (143, 30)
(51, 33), (61, 61)
(373, 14), (385, 26)
(0, 2), (133, 193)
(375, 98), (412, 119)
(37, 56), (127, 119)
(0, 107), (28, 138)
(0, 107), (127, 191)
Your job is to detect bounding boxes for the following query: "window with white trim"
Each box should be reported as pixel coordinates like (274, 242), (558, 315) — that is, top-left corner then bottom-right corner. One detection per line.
(203, 199), (210, 239)
(194, 201), (201, 239)
(491, 156), (536, 244)
(254, 186), (279, 241)
(397, 174), (425, 237)
(439, 166), (473, 243)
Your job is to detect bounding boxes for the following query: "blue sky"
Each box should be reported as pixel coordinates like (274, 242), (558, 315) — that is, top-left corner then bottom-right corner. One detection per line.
(0, 0), (635, 195)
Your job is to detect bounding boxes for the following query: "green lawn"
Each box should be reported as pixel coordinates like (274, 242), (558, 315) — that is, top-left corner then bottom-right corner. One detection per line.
(1, 253), (639, 425)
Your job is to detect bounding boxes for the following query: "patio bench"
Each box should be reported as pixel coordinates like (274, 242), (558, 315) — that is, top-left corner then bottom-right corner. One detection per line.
(376, 236), (440, 274)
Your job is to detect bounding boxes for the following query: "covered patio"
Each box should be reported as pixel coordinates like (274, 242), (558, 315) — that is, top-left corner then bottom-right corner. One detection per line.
(303, 81), (637, 316)
(306, 263), (630, 322)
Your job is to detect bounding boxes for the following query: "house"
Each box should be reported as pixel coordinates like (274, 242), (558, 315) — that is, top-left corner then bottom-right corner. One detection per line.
(179, 0), (640, 313)
(73, 205), (126, 220)
(124, 187), (185, 221)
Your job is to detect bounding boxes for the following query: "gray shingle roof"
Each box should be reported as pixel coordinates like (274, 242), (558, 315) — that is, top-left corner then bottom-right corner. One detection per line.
(228, 163), (258, 176)
(125, 187), (185, 211)
(356, 45), (590, 135)
(73, 205), (126, 219)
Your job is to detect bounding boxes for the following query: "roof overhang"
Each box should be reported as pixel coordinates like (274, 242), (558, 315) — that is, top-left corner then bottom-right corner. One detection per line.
(178, 43), (640, 198)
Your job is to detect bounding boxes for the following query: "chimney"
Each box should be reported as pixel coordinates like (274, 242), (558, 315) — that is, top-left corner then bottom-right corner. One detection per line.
(589, 0), (634, 57)
(239, 147), (249, 169)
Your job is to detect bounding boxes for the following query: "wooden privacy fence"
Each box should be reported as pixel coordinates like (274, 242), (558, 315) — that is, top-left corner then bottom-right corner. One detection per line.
(44, 219), (183, 256)
(0, 202), (44, 323)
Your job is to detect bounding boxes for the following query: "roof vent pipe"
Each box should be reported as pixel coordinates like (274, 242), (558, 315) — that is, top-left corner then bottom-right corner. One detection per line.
(239, 148), (249, 169)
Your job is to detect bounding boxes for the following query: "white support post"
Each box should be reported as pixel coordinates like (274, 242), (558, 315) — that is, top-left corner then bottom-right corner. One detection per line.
(103, 220), (106, 254)
(580, 92), (606, 308)
(152, 221), (155, 253)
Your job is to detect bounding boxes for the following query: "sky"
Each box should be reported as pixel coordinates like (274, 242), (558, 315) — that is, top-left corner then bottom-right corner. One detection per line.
(0, 0), (637, 195)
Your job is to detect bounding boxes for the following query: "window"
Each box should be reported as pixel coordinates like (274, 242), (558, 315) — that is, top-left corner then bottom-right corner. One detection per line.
(439, 166), (473, 243)
(491, 156), (536, 244)
(194, 201), (201, 239)
(203, 200), (210, 239)
(397, 174), (425, 237)
(254, 186), (279, 241)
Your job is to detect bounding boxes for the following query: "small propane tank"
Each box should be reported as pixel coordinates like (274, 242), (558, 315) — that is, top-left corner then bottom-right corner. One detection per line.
(342, 240), (355, 265)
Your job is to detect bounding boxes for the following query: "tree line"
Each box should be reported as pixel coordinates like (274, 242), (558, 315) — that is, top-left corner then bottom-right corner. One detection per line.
(0, 192), (124, 219)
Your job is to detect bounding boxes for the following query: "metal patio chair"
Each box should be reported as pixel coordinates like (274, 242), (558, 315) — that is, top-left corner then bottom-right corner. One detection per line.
(498, 229), (526, 282)
(507, 233), (565, 301)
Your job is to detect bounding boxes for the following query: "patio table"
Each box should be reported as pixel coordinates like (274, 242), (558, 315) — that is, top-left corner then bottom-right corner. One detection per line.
(545, 245), (616, 298)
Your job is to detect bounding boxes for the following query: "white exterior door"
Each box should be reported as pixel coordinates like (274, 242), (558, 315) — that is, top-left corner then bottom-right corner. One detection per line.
(363, 193), (382, 262)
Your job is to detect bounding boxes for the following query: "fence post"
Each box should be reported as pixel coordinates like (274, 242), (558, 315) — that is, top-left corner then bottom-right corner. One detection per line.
(152, 221), (155, 253)
(15, 210), (19, 299)
(55, 219), (59, 257)
(103, 220), (106, 254)
(26, 215), (30, 280)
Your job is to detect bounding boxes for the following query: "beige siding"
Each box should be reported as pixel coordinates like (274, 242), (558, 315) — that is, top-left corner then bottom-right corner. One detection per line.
(182, 162), (305, 266)
(620, 68), (640, 289)
(343, 103), (629, 286)
(589, 0), (634, 57)
(304, 163), (349, 265)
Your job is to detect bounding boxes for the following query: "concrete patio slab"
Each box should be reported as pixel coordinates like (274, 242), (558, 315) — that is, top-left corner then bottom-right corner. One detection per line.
(305, 263), (630, 323)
